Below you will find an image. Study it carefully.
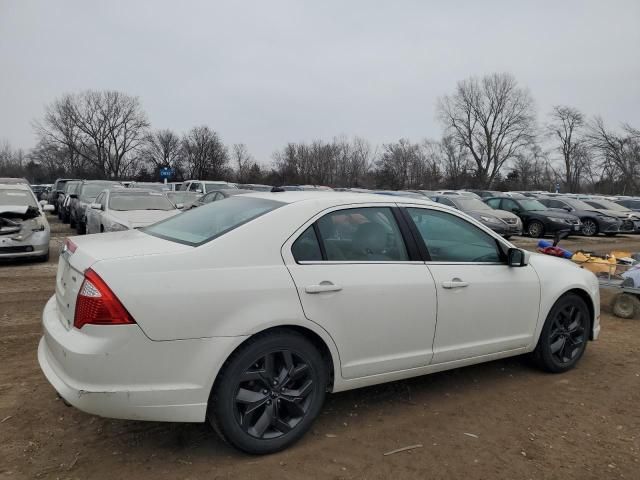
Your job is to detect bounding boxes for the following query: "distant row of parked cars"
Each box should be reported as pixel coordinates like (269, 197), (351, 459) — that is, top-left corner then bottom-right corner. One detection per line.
(336, 188), (640, 239)
(4, 175), (640, 263)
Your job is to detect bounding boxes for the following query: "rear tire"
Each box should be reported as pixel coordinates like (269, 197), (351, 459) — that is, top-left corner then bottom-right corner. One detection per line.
(209, 330), (328, 454)
(532, 294), (590, 373)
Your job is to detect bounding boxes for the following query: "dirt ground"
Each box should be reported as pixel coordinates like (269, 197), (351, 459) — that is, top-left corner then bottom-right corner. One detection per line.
(1, 217), (639, 480)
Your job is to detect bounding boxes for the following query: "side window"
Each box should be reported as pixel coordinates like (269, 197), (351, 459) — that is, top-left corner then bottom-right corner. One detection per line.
(189, 182), (199, 192)
(292, 226), (323, 262)
(486, 198), (501, 209)
(316, 207), (409, 261)
(95, 193), (104, 206)
(407, 208), (502, 263)
(548, 200), (563, 209)
(501, 199), (519, 213)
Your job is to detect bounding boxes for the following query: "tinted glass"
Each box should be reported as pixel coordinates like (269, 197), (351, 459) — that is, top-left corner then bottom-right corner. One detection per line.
(109, 192), (174, 211)
(144, 196), (283, 245)
(501, 199), (520, 212)
(316, 207), (408, 261)
(408, 208), (501, 263)
(0, 189), (37, 207)
(292, 226), (322, 262)
(486, 198), (501, 208)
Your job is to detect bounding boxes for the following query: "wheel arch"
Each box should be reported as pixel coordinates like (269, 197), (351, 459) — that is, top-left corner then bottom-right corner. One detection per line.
(545, 287), (595, 341)
(210, 324), (339, 398)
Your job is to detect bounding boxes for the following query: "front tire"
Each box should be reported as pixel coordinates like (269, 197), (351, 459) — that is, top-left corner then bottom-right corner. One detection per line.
(532, 294), (590, 373)
(209, 330), (328, 454)
(527, 220), (545, 238)
(581, 219), (599, 236)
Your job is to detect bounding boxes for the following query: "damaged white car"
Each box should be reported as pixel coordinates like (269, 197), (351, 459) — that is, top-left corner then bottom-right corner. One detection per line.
(0, 183), (54, 262)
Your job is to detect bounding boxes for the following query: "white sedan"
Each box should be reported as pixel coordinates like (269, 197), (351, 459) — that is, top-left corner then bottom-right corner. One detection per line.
(85, 188), (180, 234)
(38, 192), (600, 454)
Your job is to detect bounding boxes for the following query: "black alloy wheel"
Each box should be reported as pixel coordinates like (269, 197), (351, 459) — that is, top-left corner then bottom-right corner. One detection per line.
(234, 350), (314, 439)
(532, 294), (590, 373)
(210, 331), (327, 454)
(548, 304), (586, 365)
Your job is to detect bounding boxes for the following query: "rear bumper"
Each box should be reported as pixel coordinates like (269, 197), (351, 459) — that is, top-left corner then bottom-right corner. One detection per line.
(38, 295), (246, 422)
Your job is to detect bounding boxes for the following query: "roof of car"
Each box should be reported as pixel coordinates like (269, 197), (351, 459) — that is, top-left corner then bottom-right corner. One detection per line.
(240, 191), (435, 205)
(0, 183), (31, 191)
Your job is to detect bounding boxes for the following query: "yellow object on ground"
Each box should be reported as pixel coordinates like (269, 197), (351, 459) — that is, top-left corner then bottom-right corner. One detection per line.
(571, 252), (617, 275)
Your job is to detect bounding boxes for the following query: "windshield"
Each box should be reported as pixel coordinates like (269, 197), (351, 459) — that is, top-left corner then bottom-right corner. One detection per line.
(588, 199), (630, 211)
(0, 189), (37, 208)
(454, 198), (491, 210)
(144, 196), (283, 245)
(80, 183), (119, 200)
(562, 198), (593, 210)
(109, 192), (175, 211)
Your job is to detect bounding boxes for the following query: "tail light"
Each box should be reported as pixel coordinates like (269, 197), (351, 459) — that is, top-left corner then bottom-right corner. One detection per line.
(74, 269), (136, 329)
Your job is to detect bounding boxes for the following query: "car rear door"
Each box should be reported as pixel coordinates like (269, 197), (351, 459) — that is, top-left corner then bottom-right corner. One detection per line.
(282, 204), (438, 380)
(403, 206), (540, 364)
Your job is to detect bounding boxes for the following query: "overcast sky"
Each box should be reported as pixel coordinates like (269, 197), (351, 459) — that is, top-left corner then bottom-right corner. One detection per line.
(1, 0), (639, 164)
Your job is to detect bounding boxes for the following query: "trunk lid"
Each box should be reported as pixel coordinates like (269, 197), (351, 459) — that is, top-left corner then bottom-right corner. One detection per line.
(55, 229), (191, 329)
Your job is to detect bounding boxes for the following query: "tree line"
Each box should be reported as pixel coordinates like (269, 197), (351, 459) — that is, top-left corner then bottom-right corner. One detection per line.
(1, 72), (638, 194)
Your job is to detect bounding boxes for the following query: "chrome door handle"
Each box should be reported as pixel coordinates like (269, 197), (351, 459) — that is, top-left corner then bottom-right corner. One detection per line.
(305, 282), (342, 294)
(442, 279), (469, 289)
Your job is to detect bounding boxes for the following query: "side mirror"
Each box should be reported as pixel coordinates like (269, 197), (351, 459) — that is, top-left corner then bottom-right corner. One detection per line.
(176, 203), (184, 209)
(195, 189), (203, 194)
(563, 206), (571, 212)
(512, 208), (521, 214)
(90, 203), (102, 210)
(43, 204), (55, 212)
(507, 248), (528, 267)
(70, 194), (78, 199)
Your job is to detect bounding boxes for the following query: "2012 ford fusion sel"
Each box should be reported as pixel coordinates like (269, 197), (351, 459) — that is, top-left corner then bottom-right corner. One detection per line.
(38, 192), (600, 454)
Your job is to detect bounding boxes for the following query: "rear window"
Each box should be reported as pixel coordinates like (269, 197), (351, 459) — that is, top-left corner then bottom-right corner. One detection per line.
(143, 196), (283, 246)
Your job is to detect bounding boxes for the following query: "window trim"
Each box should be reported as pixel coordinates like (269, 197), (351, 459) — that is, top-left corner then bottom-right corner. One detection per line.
(401, 206), (508, 265)
(289, 205), (421, 265)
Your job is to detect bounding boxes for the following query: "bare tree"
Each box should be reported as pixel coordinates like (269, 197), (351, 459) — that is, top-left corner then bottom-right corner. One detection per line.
(437, 73), (536, 187)
(587, 118), (640, 194)
(546, 106), (589, 192)
(232, 143), (254, 183)
(142, 129), (182, 174)
(33, 90), (149, 178)
(181, 126), (229, 179)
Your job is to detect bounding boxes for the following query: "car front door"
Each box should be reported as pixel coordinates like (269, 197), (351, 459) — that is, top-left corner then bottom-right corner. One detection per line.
(283, 205), (438, 379)
(404, 206), (541, 364)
